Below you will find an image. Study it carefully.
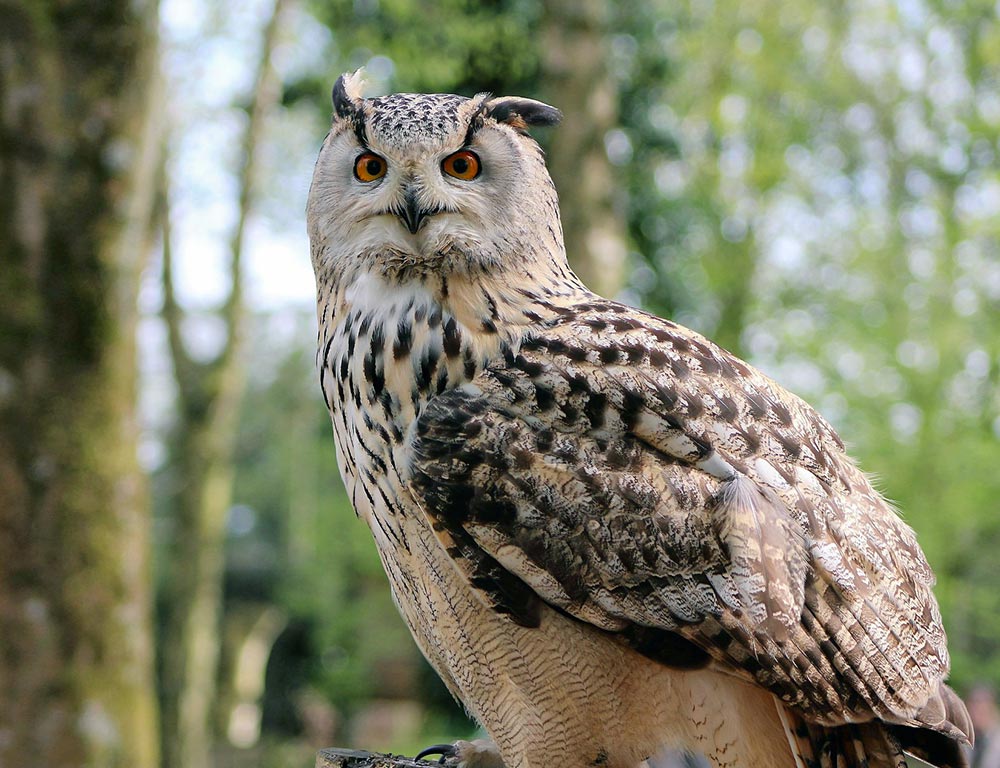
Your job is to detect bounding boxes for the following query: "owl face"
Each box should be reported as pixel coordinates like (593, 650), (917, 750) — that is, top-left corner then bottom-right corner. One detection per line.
(307, 73), (562, 281)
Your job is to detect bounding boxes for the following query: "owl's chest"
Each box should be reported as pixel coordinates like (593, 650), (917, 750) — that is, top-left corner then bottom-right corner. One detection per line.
(318, 280), (498, 540)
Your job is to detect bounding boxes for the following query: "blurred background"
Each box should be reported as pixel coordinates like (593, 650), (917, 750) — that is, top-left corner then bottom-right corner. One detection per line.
(1, 0), (999, 767)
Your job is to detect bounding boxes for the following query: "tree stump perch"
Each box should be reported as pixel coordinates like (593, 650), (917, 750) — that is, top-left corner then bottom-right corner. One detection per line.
(317, 748), (433, 768)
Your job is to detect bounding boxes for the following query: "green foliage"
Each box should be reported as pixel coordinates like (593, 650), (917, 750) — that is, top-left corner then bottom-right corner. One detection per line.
(309, 0), (543, 95)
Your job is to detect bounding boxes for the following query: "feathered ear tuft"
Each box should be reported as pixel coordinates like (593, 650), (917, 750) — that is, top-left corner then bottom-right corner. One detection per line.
(331, 70), (365, 121)
(484, 97), (562, 133)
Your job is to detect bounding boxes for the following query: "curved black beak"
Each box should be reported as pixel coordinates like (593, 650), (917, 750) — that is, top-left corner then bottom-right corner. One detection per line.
(396, 187), (435, 234)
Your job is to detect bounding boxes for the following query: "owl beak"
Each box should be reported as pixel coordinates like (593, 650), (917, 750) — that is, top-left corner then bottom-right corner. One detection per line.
(396, 187), (434, 235)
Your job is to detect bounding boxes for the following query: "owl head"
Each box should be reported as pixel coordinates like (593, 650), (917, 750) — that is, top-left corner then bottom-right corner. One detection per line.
(307, 72), (565, 285)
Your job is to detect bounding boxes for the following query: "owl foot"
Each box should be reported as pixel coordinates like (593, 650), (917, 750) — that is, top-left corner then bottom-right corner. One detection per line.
(414, 739), (504, 768)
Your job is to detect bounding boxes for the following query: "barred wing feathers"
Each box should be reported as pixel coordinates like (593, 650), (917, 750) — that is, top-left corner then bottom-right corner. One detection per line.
(409, 300), (970, 765)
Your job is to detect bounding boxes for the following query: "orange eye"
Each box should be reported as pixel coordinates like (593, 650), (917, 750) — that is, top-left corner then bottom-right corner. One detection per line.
(442, 150), (481, 180)
(354, 153), (386, 182)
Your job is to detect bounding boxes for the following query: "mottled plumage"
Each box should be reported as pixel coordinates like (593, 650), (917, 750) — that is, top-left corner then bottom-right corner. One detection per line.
(307, 72), (972, 768)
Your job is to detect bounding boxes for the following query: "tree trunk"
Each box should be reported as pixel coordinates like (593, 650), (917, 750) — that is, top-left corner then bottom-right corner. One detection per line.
(0, 2), (163, 767)
(157, 2), (288, 766)
(541, 0), (629, 298)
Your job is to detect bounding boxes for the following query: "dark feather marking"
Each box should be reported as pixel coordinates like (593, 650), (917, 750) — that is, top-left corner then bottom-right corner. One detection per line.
(686, 396), (705, 419)
(698, 354), (721, 375)
(561, 403), (580, 425)
(393, 318), (413, 359)
(716, 394), (739, 422)
(585, 392), (608, 428)
(610, 316), (639, 331)
(463, 347), (477, 379)
(776, 432), (803, 459)
(322, 335), (336, 367)
(534, 383), (556, 411)
(742, 427), (762, 453)
(483, 290), (499, 319)
(541, 337), (564, 353)
(746, 391), (769, 419)
(491, 369), (517, 388)
(536, 429), (555, 452)
(428, 306), (442, 329)
(319, 366), (332, 410)
(435, 366), (449, 394)
(689, 433), (713, 459)
(620, 389), (645, 430)
(565, 344), (589, 362)
(654, 383), (679, 410)
(670, 357), (690, 379)
(374, 483), (410, 553)
(355, 431), (388, 475)
(379, 388), (394, 418)
(358, 313), (372, 336)
(514, 354), (544, 378)
(362, 412), (389, 443)
(599, 347), (620, 364)
(730, 357), (754, 377)
(772, 400), (794, 426)
(369, 503), (400, 547)
(362, 353), (382, 398)
(623, 344), (646, 364)
(539, 301), (575, 317)
(648, 348), (669, 367)
(716, 356), (738, 379)
(417, 348), (436, 391)
(443, 317), (462, 357)
(621, 625), (711, 670)
(605, 442), (632, 470)
(496, 342), (515, 367)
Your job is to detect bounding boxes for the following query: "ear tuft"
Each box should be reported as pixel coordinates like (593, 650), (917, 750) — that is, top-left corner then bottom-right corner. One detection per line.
(331, 70), (365, 121)
(485, 97), (562, 133)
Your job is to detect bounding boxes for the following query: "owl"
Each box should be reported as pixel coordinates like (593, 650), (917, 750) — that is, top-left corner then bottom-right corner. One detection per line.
(306, 71), (972, 768)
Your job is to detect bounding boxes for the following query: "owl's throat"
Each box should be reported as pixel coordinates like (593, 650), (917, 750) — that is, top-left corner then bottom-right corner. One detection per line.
(318, 261), (597, 441)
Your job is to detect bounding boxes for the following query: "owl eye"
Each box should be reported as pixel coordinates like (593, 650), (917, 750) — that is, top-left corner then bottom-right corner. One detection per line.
(442, 150), (481, 180)
(354, 152), (387, 182)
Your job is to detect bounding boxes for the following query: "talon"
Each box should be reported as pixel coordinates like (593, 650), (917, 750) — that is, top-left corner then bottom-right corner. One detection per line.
(415, 743), (458, 764)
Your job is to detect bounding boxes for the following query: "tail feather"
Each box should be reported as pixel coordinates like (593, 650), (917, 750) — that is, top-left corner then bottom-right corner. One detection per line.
(779, 703), (906, 768)
(907, 683), (974, 748)
(777, 682), (972, 768)
(887, 682), (973, 768)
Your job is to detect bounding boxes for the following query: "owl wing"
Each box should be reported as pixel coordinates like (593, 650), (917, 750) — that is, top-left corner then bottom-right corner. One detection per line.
(409, 301), (969, 747)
